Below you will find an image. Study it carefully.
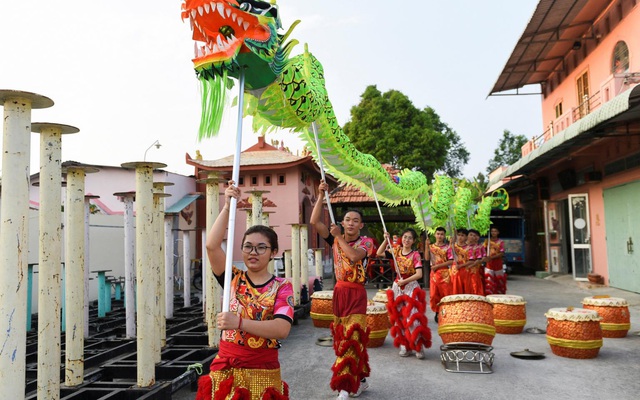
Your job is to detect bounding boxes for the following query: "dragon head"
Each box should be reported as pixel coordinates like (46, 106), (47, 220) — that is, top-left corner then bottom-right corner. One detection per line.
(182, 0), (285, 89)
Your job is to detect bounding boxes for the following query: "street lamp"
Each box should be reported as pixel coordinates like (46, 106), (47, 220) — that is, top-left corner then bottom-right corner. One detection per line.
(143, 140), (162, 161)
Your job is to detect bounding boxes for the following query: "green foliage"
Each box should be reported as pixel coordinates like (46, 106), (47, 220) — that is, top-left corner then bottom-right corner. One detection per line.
(343, 85), (469, 180)
(486, 129), (529, 175)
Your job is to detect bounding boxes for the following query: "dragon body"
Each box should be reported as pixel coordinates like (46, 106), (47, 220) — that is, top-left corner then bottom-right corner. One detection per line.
(181, 0), (496, 233)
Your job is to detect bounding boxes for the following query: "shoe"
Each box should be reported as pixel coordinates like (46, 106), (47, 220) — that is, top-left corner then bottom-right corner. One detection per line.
(399, 345), (409, 357)
(337, 390), (349, 400)
(415, 350), (425, 359)
(350, 380), (369, 398)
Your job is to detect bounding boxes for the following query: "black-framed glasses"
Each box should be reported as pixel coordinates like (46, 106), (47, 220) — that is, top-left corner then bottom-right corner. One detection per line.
(241, 244), (272, 255)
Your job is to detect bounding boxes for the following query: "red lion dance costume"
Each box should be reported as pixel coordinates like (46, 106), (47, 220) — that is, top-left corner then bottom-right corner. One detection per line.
(385, 247), (432, 354)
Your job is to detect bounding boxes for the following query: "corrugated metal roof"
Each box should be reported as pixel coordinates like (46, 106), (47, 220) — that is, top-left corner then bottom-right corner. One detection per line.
(489, 0), (611, 95)
(165, 193), (202, 214)
(489, 84), (640, 184)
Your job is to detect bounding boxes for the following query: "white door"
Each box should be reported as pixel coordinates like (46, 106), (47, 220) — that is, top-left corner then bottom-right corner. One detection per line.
(568, 194), (592, 280)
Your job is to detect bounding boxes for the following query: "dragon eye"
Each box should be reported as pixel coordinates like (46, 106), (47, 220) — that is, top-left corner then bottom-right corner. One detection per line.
(239, 3), (252, 12)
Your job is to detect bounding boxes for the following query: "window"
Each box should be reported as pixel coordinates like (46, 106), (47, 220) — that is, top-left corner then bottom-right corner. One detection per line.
(277, 174), (286, 185)
(250, 176), (258, 186)
(555, 101), (563, 118)
(238, 176), (245, 186)
(612, 41), (629, 74)
(576, 70), (590, 118)
(264, 174), (272, 186)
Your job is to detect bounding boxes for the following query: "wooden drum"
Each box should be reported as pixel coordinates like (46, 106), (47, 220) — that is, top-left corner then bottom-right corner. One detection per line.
(437, 294), (496, 345)
(366, 302), (390, 348)
(310, 290), (334, 328)
(486, 294), (527, 334)
(372, 290), (389, 304)
(545, 307), (603, 359)
(582, 296), (631, 338)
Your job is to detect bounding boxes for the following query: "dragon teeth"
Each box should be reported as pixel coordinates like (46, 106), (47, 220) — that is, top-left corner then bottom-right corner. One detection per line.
(243, 21), (249, 30)
(231, 13), (237, 22)
(238, 16), (244, 27)
(191, 9), (196, 18)
(204, 3), (210, 13)
(216, 2), (225, 18)
(198, 6), (204, 16)
(225, 7), (231, 18)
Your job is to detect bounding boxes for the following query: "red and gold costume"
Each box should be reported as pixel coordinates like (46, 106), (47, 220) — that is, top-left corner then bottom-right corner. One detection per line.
(385, 247), (432, 353)
(484, 238), (507, 295)
(429, 243), (453, 313)
(466, 244), (485, 296)
(450, 243), (469, 295)
(326, 234), (373, 395)
(197, 267), (294, 400)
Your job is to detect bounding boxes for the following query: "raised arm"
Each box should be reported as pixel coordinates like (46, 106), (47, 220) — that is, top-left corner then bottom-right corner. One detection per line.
(206, 183), (240, 276)
(310, 180), (330, 239)
(376, 231), (391, 257)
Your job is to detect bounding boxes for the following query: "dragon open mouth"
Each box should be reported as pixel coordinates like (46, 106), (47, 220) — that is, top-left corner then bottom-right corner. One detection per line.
(182, 0), (275, 71)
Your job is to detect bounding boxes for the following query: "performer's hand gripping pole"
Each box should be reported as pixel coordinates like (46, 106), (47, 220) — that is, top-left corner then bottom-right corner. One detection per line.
(370, 178), (402, 277)
(311, 122), (335, 224)
(222, 69), (245, 313)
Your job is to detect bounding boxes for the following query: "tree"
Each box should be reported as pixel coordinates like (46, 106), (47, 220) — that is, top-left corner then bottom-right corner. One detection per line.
(486, 130), (528, 175)
(343, 85), (468, 179)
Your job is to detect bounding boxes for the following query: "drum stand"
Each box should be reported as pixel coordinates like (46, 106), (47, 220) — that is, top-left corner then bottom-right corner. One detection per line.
(440, 342), (494, 373)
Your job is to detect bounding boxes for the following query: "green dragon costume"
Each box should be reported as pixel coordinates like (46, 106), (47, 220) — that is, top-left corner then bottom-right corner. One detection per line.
(181, 0), (498, 234)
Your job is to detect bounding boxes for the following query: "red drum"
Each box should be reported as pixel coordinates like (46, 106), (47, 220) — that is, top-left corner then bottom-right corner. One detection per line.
(582, 296), (630, 338)
(366, 302), (390, 348)
(486, 294), (527, 334)
(310, 290), (334, 328)
(437, 294), (496, 345)
(545, 307), (602, 359)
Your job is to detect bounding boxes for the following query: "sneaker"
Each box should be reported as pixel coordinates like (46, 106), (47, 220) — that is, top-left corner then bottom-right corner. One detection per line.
(415, 350), (425, 359)
(337, 390), (349, 400)
(350, 380), (369, 398)
(399, 345), (409, 357)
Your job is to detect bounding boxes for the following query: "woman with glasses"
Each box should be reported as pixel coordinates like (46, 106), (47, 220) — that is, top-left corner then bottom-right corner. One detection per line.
(196, 182), (294, 400)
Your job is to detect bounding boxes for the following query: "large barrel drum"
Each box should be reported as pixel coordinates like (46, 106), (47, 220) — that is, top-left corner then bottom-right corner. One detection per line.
(437, 294), (495, 345)
(310, 290), (334, 328)
(486, 294), (527, 334)
(366, 302), (390, 348)
(545, 307), (602, 359)
(581, 296), (630, 338)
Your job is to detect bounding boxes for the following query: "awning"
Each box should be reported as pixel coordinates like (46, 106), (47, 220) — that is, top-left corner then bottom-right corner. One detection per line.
(165, 194), (202, 214)
(489, 84), (640, 186)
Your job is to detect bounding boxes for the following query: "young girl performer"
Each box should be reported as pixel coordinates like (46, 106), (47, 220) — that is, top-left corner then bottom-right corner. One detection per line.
(428, 227), (453, 323)
(465, 229), (486, 296)
(484, 227), (507, 295)
(197, 183), (294, 400)
(377, 229), (431, 359)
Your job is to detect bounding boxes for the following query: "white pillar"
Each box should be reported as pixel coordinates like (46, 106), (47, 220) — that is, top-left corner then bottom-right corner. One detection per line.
(243, 208), (253, 230)
(290, 224), (301, 306)
(153, 183), (171, 356)
(250, 189), (268, 227)
(64, 165), (95, 387)
(165, 215), (174, 319)
(0, 90), (52, 399)
(315, 249), (323, 278)
(262, 212), (274, 275)
(200, 172), (220, 348)
(300, 224), (309, 298)
(284, 250), (292, 279)
(34, 123), (77, 396)
(122, 161), (166, 387)
(114, 191), (136, 338)
(182, 231), (192, 307)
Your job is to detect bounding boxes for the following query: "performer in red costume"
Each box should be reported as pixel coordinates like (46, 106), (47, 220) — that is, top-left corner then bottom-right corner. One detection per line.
(197, 183), (294, 400)
(484, 227), (507, 294)
(311, 181), (373, 400)
(377, 229), (431, 359)
(450, 229), (470, 295)
(428, 227), (453, 322)
(465, 229), (486, 296)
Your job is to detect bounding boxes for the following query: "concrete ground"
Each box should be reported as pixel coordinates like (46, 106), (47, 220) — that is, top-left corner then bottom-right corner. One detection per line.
(175, 275), (640, 399)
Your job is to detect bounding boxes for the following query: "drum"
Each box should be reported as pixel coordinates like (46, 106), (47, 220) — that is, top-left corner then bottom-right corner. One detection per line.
(437, 294), (496, 345)
(486, 294), (527, 334)
(310, 290), (334, 328)
(581, 296), (630, 338)
(372, 290), (389, 304)
(545, 307), (602, 359)
(366, 302), (390, 348)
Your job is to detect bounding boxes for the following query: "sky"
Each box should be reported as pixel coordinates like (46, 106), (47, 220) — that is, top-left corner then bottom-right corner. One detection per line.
(0, 0), (542, 179)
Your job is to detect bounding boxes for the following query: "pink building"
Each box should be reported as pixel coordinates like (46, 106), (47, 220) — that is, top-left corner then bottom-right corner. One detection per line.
(489, 0), (640, 293)
(187, 136), (335, 263)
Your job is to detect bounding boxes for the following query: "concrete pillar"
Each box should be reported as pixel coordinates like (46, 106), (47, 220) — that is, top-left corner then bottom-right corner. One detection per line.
(153, 183), (171, 358)
(0, 90), (53, 399)
(33, 123), (78, 395)
(241, 207), (252, 230)
(164, 215), (174, 319)
(284, 249), (292, 279)
(290, 224), (301, 306)
(300, 224), (309, 301)
(84, 194), (100, 339)
(64, 164), (97, 387)
(249, 189), (268, 227)
(114, 191), (136, 338)
(182, 230), (192, 307)
(315, 249), (323, 278)
(262, 211), (275, 274)
(121, 161), (166, 387)
(198, 171), (221, 348)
